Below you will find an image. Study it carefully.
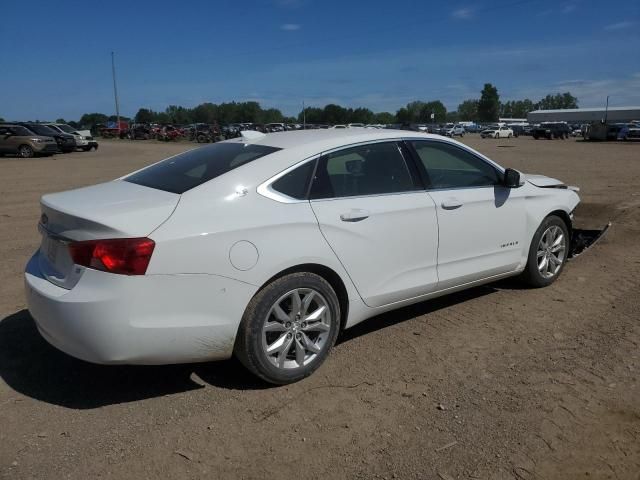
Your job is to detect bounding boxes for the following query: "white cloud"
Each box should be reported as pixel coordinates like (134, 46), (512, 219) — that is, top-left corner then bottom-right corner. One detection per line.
(452, 7), (473, 19)
(604, 21), (635, 31)
(280, 23), (301, 31)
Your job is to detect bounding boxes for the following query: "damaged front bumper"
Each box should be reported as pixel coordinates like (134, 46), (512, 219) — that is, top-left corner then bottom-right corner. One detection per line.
(569, 222), (611, 258)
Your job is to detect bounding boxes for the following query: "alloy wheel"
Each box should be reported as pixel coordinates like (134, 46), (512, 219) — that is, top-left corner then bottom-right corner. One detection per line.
(19, 145), (33, 158)
(537, 225), (567, 278)
(261, 288), (332, 369)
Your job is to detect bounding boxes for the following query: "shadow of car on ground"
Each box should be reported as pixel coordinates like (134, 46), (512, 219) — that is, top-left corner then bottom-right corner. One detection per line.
(0, 285), (501, 409)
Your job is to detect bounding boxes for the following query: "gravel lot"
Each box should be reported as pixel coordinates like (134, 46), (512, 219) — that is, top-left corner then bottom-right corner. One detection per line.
(1, 136), (638, 479)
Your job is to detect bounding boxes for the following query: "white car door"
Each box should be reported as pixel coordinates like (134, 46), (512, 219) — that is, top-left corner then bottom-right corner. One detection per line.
(309, 141), (439, 308)
(408, 140), (526, 289)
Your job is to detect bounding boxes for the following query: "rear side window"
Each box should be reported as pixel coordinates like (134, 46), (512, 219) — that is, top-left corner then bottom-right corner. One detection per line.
(310, 142), (415, 199)
(125, 143), (281, 194)
(271, 160), (315, 200)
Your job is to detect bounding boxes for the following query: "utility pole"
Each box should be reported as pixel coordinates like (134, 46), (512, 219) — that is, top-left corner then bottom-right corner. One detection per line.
(111, 51), (121, 134)
(603, 95), (609, 124)
(302, 100), (306, 129)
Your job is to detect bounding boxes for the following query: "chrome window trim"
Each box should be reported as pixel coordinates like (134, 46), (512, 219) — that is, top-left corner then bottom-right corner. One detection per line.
(257, 136), (506, 203)
(257, 155), (320, 204)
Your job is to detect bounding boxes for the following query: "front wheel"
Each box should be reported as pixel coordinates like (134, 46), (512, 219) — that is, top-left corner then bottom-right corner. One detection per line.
(18, 145), (34, 158)
(520, 215), (569, 287)
(235, 272), (341, 384)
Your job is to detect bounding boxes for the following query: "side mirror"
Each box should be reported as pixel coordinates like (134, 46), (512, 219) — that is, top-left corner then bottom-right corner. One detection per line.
(503, 168), (521, 188)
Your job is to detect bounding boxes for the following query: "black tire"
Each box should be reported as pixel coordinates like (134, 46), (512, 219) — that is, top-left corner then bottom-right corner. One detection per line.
(82, 146), (91, 152)
(520, 215), (570, 288)
(18, 144), (34, 158)
(234, 272), (341, 384)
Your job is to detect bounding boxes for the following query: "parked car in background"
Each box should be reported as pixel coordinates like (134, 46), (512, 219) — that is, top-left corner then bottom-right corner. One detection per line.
(155, 125), (181, 141)
(443, 125), (465, 137)
(265, 123), (285, 132)
(532, 122), (571, 140)
(0, 124), (58, 157)
(617, 123), (640, 141)
(480, 125), (513, 138)
(126, 123), (152, 140)
(26, 129), (580, 384)
(45, 123), (98, 151)
(347, 123), (365, 128)
(18, 122), (76, 153)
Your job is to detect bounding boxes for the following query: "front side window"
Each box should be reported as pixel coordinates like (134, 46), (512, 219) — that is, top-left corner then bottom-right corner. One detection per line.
(310, 142), (415, 199)
(410, 141), (501, 189)
(56, 124), (76, 134)
(125, 143), (281, 194)
(11, 126), (33, 136)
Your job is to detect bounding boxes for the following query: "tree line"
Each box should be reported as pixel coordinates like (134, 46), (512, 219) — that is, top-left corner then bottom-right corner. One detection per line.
(20, 84), (579, 129)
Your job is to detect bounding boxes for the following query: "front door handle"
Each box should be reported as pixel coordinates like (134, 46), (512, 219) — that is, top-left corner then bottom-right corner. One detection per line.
(441, 198), (463, 210)
(340, 209), (370, 222)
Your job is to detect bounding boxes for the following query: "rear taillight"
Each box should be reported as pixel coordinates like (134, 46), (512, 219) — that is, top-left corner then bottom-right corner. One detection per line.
(68, 238), (155, 275)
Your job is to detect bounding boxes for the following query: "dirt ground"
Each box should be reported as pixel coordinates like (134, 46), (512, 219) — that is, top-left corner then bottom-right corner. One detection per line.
(0, 135), (638, 480)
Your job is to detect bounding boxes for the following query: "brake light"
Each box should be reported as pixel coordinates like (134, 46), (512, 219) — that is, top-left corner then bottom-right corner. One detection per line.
(68, 238), (155, 275)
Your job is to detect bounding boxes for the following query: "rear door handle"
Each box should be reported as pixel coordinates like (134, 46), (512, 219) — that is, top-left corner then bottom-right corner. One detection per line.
(441, 198), (463, 210)
(340, 209), (370, 222)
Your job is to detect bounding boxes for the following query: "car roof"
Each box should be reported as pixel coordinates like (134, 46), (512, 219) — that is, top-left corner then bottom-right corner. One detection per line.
(227, 128), (439, 153)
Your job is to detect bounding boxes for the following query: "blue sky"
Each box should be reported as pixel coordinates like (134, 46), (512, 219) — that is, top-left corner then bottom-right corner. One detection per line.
(1, 0), (639, 121)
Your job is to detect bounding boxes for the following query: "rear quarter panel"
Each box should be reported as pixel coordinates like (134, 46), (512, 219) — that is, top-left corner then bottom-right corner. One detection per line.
(147, 173), (360, 301)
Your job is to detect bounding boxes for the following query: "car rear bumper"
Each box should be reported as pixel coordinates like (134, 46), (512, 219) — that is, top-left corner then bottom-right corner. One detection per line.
(25, 250), (257, 365)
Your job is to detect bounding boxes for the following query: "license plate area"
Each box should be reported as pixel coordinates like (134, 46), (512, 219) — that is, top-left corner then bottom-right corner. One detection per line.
(44, 235), (59, 264)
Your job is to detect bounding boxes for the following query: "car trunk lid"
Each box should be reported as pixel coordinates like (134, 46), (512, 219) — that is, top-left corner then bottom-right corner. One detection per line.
(37, 180), (179, 289)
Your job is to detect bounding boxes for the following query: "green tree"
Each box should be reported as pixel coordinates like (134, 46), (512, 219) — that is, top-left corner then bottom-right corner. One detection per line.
(349, 107), (375, 124)
(535, 92), (578, 110)
(457, 99), (478, 121)
(134, 108), (155, 123)
(79, 113), (109, 128)
(323, 104), (349, 124)
(192, 103), (218, 124)
(477, 83), (500, 122)
(236, 101), (262, 123)
(373, 112), (396, 124)
(422, 101), (447, 123)
(396, 100), (446, 124)
(260, 108), (285, 124)
(298, 107), (323, 124)
(446, 111), (459, 123)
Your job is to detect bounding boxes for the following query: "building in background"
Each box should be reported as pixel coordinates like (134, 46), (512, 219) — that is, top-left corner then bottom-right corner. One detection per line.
(527, 107), (640, 124)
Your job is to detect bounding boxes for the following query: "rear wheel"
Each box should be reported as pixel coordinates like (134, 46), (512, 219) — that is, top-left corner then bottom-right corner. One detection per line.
(18, 145), (34, 158)
(520, 215), (569, 287)
(235, 272), (341, 384)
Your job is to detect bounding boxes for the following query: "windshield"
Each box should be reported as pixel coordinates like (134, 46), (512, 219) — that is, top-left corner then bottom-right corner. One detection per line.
(56, 124), (76, 134)
(125, 142), (281, 194)
(25, 124), (57, 136)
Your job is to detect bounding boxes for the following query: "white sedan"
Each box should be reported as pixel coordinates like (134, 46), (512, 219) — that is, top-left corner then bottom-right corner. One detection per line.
(25, 129), (579, 384)
(481, 126), (514, 139)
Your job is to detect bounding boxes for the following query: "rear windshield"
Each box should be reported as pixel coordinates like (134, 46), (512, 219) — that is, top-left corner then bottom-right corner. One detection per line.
(124, 142), (281, 194)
